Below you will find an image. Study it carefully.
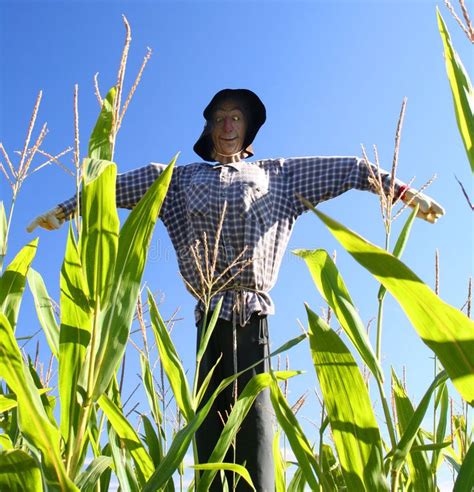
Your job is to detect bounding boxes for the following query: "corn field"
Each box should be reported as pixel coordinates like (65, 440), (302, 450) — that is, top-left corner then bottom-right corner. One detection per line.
(1, 4), (473, 492)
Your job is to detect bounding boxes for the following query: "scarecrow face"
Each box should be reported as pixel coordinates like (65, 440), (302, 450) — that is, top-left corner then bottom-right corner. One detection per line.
(210, 100), (247, 162)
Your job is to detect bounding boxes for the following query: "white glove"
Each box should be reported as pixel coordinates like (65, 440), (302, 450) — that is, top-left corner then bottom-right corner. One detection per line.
(401, 188), (445, 223)
(26, 206), (65, 232)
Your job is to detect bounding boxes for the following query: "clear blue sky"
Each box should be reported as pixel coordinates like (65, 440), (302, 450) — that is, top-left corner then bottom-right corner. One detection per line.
(1, 0), (472, 487)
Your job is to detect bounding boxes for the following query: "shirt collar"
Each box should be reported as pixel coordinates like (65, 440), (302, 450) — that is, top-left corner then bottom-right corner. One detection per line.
(212, 162), (242, 171)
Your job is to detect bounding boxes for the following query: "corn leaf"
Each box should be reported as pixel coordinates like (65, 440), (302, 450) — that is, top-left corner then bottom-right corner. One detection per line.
(295, 248), (383, 382)
(140, 353), (163, 428)
(0, 434), (13, 450)
(193, 463), (255, 490)
(0, 393), (18, 413)
(0, 389), (50, 414)
(142, 383), (233, 491)
(287, 466), (306, 492)
(59, 224), (92, 447)
(0, 449), (43, 492)
(98, 394), (154, 486)
(198, 371), (298, 491)
(141, 415), (164, 467)
(88, 87), (115, 161)
(91, 156), (176, 400)
(310, 207), (474, 404)
(391, 369), (433, 490)
(453, 442), (474, 491)
(195, 354), (223, 408)
(432, 381), (449, 472)
(378, 205), (418, 300)
(273, 429), (286, 492)
(80, 158), (119, 308)
(437, 9), (474, 173)
(0, 313), (77, 491)
(0, 239), (38, 331)
(306, 304), (389, 491)
(142, 367), (261, 491)
(148, 287), (193, 422)
(108, 425), (140, 492)
(390, 370), (448, 473)
(196, 298), (223, 362)
(75, 456), (113, 492)
(321, 444), (346, 489)
(27, 268), (59, 358)
(270, 376), (324, 491)
(142, 335), (306, 492)
(0, 201), (6, 271)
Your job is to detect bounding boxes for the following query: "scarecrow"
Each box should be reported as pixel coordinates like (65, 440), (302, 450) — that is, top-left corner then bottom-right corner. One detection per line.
(28, 89), (444, 491)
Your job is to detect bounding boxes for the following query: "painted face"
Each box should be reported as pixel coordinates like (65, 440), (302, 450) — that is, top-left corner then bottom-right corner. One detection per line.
(210, 100), (247, 163)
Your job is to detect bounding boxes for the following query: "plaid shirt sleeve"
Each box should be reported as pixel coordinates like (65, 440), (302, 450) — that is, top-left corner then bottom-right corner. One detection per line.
(57, 163), (172, 219)
(281, 156), (404, 215)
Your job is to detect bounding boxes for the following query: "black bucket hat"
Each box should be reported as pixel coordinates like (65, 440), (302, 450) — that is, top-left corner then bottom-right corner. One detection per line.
(193, 89), (266, 162)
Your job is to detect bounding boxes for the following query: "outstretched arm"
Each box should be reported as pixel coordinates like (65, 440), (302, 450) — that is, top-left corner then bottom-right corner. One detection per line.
(281, 156), (444, 223)
(26, 163), (170, 232)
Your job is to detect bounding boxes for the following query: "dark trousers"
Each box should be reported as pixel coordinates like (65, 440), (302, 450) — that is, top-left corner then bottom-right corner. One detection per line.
(195, 314), (275, 491)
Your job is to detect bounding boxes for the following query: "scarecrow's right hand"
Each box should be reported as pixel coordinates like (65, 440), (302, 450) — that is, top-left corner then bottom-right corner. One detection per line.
(26, 206), (65, 232)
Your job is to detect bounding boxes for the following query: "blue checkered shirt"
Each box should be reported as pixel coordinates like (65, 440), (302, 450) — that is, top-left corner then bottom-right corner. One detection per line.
(59, 156), (403, 324)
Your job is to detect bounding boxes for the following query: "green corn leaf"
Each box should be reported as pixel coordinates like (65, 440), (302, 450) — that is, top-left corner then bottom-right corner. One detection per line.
(287, 466), (306, 492)
(321, 444), (346, 489)
(0, 239), (38, 331)
(294, 248), (383, 382)
(390, 370), (448, 473)
(198, 371), (298, 491)
(142, 382), (234, 491)
(0, 449), (43, 492)
(195, 353), (223, 408)
(0, 313), (77, 491)
(391, 369), (433, 490)
(306, 304), (389, 491)
(97, 444), (113, 492)
(192, 463), (255, 491)
(108, 425), (140, 492)
(0, 389), (51, 414)
(27, 268), (59, 358)
(75, 456), (113, 492)
(26, 357), (56, 425)
(437, 9), (474, 173)
(141, 415), (164, 467)
(411, 442), (452, 452)
(453, 442), (474, 492)
(142, 332), (306, 492)
(98, 394), (154, 486)
(378, 205), (418, 300)
(273, 429), (286, 492)
(0, 434), (13, 450)
(88, 87), (115, 161)
(269, 376), (323, 491)
(0, 393), (18, 413)
(148, 287), (193, 422)
(432, 381), (449, 472)
(0, 201), (6, 271)
(59, 224), (92, 448)
(142, 365), (264, 491)
(196, 298), (223, 362)
(268, 333), (307, 358)
(140, 353), (163, 428)
(309, 206), (474, 404)
(80, 158), (119, 308)
(91, 155), (176, 400)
